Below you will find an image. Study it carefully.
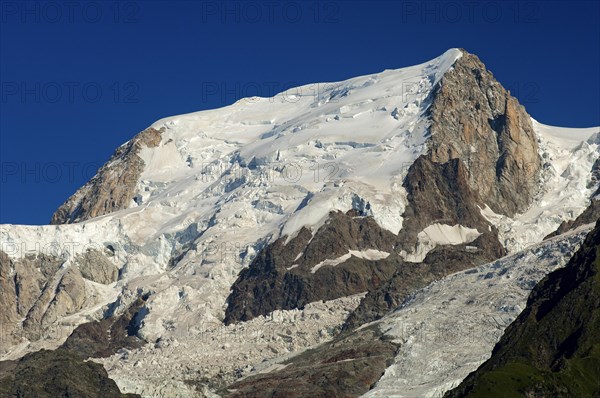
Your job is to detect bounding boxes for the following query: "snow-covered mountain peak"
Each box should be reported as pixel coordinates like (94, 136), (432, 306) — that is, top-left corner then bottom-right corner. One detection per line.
(146, 49), (462, 168)
(118, 48), (464, 241)
(151, 48), (462, 131)
(1, 50), (598, 398)
(0, 49), (466, 358)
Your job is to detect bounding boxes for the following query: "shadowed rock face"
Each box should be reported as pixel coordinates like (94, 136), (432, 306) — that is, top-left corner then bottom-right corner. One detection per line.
(223, 324), (399, 398)
(61, 293), (149, 358)
(445, 220), (600, 398)
(346, 144), (509, 329)
(75, 249), (119, 284)
(0, 293), (148, 397)
(0, 349), (139, 398)
(224, 210), (398, 325)
(344, 233), (505, 330)
(224, 145), (509, 328)
(51, 127), (163, 224)
(397, 156), (500, 249)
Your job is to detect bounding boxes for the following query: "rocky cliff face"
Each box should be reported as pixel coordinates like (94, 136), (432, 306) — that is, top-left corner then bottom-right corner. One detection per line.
(343, 232), (505, 330)
(428, 50), (541, 216)
(60, 293), (148, 358)
(22, 266), (87, 340)
(75, 249), (120, 285)
(51, 127), (163, 224)
(224, 210), (398, 324)
(445, 220), (600, 398)
(0, 249), (118, 353)
(0, 285), (148, 396)
(397, 156), (502, 251)
(0, 251), (78, 349)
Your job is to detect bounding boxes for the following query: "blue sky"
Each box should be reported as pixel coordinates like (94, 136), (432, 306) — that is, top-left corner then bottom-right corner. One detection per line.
(1, 0), (599, 225)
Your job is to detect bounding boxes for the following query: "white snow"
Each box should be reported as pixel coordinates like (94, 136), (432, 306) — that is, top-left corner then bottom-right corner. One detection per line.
(535, 123), (599, 150)
(311, 253), (352, 273)
(0, 48), (598, 397)
(402, 224), (482, 262)
(362, 224), (592, 398)
(310, 249), (390, 273)
(349, 249), (391, 261)
(481, 120), (599, 253)
(97, 293), (366, 397)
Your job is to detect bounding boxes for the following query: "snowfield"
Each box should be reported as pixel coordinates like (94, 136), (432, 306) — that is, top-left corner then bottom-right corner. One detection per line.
(310, 249), (391, 273)
(482, 120), (599, 253)
(403, 224), (482, 262)
(98, 294), (366, 398)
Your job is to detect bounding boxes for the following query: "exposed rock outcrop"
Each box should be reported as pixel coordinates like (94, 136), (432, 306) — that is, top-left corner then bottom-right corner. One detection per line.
(397, 156), (501, 250)
(345, 147), (508, 329)
(0, 292), (149, 396)
(75, 249), (119, 284)
(0, 251), (21, 348)
(51, 127), (163, 224)
(224, 210), (398, 324)
(428, 50), (541, 216)
(344, 233), (505, 330)
(0, 349), (139, 398)
(445, 220), (600, 398)
(47, 266), (86, 315)
(0, 251), (91, 351)
(223, 324), (399, 398)
(61, 293), (148, 358)
(22, 265), (87, 341)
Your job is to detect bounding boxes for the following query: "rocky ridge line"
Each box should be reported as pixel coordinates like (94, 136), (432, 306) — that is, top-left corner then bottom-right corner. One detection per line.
(51, 127), (163, 224)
